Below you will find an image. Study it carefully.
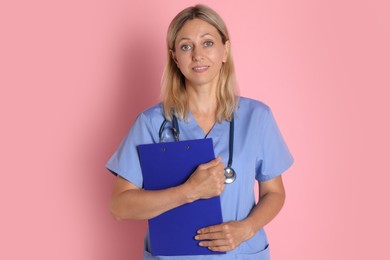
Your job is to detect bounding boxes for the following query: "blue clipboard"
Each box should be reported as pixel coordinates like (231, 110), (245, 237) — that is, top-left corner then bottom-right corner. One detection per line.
(138, 138), (224, 256)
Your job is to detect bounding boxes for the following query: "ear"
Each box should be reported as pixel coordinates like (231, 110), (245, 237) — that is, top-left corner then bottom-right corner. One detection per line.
(222, 40), (230, 63)
(169, 49), (179, 66)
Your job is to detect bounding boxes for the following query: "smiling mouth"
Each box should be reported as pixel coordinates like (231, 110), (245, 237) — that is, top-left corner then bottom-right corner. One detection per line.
(192, 66), (209, 72)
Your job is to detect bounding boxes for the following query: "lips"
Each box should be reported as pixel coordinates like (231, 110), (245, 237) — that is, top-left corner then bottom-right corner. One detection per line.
(192, 65), (209, 72)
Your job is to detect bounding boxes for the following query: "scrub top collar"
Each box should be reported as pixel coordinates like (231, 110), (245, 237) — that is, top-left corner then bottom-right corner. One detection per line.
(185, 111), (228, 140)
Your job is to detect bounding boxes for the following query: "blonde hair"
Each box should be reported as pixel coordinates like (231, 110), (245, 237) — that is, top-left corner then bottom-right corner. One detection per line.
(161, 4), (238, 122)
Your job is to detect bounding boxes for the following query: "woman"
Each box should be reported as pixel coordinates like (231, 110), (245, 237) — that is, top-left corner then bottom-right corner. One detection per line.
(106, 4), (293, 259)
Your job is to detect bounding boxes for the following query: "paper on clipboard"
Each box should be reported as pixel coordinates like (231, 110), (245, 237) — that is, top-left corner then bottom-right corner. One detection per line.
(138, 138), (224, 256)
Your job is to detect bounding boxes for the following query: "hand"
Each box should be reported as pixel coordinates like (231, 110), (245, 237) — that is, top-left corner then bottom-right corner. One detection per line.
(195, 221), (254, 252)
(184, 157), (225, 200)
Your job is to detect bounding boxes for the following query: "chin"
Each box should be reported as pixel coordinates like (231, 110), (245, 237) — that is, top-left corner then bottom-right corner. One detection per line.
(187, 76), (219, 87)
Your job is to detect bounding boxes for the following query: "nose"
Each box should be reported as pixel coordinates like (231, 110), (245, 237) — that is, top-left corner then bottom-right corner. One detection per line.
(192, 46), (204, 61)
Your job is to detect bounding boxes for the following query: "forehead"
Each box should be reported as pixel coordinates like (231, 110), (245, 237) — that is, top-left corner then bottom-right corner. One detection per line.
(176, 18), (220, 41)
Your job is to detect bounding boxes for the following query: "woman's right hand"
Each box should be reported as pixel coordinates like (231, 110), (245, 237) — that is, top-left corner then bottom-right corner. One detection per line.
(184, 157), (226, 201)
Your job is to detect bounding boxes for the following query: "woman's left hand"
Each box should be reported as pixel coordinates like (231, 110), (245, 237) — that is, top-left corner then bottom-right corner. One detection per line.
(195, 221), (254, 252)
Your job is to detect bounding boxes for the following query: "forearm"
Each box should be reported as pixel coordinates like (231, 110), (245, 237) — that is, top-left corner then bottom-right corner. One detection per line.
(110, 158), (225, 221)
(110, 183), (194, 220)
(242, 190), (286, 237)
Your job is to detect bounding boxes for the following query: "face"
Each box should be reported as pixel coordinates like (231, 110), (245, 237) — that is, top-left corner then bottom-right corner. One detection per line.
(171, 19), (229, 89)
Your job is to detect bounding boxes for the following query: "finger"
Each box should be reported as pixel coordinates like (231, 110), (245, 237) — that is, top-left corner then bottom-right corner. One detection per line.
(197, 223), (224, 234)
(195, 231), (225, 241)
(199, 156), (221, 169)
(212, 162), (226, 173)
(199, 237), (237, 252)
(208, 245), (236, 252)
(199, 239), (229, 248)
(208, 164), (225, 178)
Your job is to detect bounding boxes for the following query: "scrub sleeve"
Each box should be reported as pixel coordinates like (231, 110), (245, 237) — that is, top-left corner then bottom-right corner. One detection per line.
(106, 113), (158, 187)
(255, 107), (294, 181)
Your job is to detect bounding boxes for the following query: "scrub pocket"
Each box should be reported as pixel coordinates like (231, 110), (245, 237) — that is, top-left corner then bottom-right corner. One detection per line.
(235, 244), (270, 260)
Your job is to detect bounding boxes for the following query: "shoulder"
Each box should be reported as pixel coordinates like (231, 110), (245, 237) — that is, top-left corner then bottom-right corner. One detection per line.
(237, 96), (271, 116)
(140, 103), (163, 117)
(139, 103), (164, 120)
(132, 103), (165, 131)
(127, 103), (164, 143)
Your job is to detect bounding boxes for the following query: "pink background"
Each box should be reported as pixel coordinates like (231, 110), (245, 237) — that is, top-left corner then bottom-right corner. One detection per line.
(1, 0), (389, 259)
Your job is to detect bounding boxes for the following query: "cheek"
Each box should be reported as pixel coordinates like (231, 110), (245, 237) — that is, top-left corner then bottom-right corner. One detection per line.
(176, 54), (189, 66)
(211, 51), (225, 64)
(210, 47), (226, 62)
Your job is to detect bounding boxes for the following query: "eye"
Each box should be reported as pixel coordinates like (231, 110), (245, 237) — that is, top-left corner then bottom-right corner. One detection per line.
(204, 41), (214, 47)
(180, 44), (192, 51)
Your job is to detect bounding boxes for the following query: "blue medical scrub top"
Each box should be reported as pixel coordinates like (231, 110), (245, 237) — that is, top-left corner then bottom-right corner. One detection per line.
(106, 97), (294, 260)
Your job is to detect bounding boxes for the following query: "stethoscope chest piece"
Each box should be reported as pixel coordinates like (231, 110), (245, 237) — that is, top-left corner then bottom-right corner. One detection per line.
(224, 167), (236, 184)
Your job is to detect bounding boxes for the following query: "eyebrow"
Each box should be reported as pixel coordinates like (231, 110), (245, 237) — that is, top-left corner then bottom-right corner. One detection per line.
(177, 33), (215, 43)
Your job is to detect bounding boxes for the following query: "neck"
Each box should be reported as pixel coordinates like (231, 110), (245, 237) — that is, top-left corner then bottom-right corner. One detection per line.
(185, 82), (218, 135)
(190, 97), (216, 115)
(186, 82), (218, 117)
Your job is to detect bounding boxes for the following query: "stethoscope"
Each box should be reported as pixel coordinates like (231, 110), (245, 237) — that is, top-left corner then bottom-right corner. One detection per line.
(159, 115), (236, 184)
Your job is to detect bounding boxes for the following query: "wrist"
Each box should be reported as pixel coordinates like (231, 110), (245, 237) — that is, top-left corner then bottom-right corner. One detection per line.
(176, 182), (198, 204)
(240, 218), (256, 240)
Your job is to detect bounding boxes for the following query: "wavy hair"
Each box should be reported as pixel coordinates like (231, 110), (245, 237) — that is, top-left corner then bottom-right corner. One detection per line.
(161, 4), (238, 122)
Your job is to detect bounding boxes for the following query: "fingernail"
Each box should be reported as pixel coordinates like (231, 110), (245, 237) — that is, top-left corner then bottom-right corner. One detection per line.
(194, 235), (199, 240)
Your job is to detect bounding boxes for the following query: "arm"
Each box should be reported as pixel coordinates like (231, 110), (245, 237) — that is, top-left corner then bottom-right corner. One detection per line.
(109, 157), (226, 220)
(195, 175), (286, 252)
